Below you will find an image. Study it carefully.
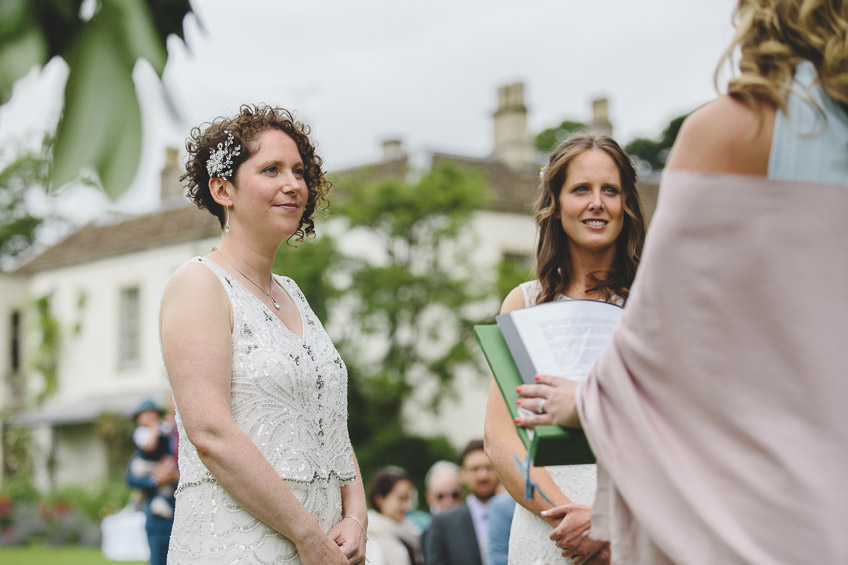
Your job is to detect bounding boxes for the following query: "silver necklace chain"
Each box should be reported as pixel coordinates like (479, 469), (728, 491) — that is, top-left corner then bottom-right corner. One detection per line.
(213, 248), (281, 310)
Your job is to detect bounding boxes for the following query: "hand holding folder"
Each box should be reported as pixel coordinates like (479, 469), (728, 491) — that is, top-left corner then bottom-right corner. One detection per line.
(475, 299), (622, 466)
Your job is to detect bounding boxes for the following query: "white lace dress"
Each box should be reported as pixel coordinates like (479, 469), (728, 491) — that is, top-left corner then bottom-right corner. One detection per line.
(166, 257), (357, 564)
(507, 281), (598, 565)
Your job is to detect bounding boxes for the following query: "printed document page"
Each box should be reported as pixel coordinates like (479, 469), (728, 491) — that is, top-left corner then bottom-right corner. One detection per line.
(496, 300), (622, 384)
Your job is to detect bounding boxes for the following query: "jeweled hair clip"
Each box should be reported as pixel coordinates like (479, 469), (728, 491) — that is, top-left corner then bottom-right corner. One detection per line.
(206, 132), (242, 179)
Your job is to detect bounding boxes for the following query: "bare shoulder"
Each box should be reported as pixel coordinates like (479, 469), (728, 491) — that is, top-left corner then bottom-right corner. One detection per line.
(160, 261), (231, 330)
(501, 286), (527, 315)
(162, 261), (224, 305)
(666, 95), (775, 176)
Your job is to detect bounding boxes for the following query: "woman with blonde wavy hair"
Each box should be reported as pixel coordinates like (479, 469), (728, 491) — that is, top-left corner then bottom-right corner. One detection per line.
(484, 133), (645, 565)
(516, 0), (848, 562)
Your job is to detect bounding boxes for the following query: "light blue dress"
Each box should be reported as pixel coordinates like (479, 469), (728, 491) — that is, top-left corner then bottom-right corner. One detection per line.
(768, 61), (848, 187)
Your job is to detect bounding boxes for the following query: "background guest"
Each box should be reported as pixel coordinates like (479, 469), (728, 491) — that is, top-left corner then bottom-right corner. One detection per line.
(366, 466), (424, 565)
(424, 439), (500, 565)
(486, 492), (516, 565)
(125, 398), (178, 565)
(424, 461), (462, 516)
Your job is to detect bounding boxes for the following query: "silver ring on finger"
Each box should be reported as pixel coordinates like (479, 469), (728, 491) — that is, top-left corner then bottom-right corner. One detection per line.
(537, 398), (546, 415)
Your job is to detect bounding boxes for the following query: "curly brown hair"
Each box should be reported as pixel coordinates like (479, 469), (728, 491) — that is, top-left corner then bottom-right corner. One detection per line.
(534, 134), (646, 305)
(182, 104), (331, 241)
(718, 0), (848, 116)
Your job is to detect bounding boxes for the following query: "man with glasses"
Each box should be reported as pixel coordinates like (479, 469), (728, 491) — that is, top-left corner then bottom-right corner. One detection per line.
(424, 440), (500, 565)
(425, 461), (463, 515)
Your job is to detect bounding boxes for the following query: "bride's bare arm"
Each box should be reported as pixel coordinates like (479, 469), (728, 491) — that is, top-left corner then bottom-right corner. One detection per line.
(161, 264), (346, 564)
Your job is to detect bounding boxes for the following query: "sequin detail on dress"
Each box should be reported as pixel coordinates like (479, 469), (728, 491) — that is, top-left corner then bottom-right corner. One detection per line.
(166, 257), (356, 564)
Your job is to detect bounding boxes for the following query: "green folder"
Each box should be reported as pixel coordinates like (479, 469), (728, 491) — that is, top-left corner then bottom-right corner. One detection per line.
(474, 324), (595, 466)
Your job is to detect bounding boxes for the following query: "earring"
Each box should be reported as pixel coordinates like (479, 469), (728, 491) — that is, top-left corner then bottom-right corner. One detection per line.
(224, 205), (230, 234)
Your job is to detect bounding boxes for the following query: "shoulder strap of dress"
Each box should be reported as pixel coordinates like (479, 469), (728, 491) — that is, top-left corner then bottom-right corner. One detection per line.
(518, 280), (540, 307)
(188, 256), (238, 300)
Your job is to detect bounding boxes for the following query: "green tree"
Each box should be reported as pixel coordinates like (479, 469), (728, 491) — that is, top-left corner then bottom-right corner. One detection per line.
(0, 142), (49, 262)
(271, 163), (494, 483)
(535, 119), (586, 154)
(624, 113), (689, 171)
(0, 0), (192, 197)
(496, 253), (534, 302)
(334, 163), (492, 410)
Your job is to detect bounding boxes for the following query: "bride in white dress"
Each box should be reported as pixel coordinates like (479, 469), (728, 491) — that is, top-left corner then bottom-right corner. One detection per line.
(484, 134), (646, 564)
(160, 105), (367, 564)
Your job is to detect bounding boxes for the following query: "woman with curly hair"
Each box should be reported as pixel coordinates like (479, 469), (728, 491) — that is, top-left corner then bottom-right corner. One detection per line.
(160, 104), (367, 564)
(517, 0), (848, 562)
(484, 133), (646, 565)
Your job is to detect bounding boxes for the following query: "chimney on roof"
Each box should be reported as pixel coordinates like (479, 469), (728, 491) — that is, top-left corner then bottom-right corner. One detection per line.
(382, 138), (405, 160)
(587, 97), (613, 138)
(493, 82), (537, 172)
(160, 147), (186, 208)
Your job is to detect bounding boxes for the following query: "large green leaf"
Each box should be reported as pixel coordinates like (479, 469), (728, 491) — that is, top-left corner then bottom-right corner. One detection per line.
(112, 0), (168, 75)
(49, 0), (190, 197)
(0, 27), (48, 104)
(0, 0), (48, 103)
(51, 4), (142, 197)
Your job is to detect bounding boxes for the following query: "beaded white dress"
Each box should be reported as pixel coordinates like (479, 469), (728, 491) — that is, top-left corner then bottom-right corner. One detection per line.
(166, 257), (357, 564)
(507, 281), (598, 565)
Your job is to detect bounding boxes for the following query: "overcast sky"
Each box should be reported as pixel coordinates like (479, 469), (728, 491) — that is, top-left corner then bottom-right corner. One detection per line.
(0, 0), (739, 219)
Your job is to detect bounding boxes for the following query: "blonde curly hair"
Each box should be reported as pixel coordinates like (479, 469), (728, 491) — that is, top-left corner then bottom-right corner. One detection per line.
(717, 0), (848, 115)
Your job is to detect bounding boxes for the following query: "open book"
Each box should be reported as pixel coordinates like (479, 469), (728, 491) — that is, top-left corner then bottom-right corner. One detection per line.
(475, 299), (622, 466)
(497, 299), (622, 384)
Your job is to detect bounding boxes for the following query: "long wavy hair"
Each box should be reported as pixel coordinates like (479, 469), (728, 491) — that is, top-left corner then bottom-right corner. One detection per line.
(534, 134), (646, 305)
(718, 0), (848, 115)
(182, 104), (331, 242)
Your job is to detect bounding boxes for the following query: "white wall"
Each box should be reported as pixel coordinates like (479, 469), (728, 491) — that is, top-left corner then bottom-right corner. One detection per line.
(27, 238), (218, 406)
(17, 238), (217, 489)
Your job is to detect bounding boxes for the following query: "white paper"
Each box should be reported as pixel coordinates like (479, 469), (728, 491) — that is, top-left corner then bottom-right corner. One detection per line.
(497, 299), (622, 383)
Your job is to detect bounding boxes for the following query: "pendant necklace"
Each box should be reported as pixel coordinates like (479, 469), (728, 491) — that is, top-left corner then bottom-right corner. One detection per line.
(213, 248), (281, 310)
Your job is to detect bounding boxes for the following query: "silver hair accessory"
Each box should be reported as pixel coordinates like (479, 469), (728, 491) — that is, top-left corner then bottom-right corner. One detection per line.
(206, 132), (242, 179)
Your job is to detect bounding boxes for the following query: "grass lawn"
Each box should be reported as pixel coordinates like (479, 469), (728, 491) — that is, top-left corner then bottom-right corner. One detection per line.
(0, 546), (147, 564)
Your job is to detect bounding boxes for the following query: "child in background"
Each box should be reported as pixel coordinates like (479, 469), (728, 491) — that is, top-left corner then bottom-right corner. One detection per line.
(129, 399), (175, 519)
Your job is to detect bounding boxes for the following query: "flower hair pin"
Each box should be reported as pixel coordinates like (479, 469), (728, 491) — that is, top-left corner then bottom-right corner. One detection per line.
(206, 132), (242, 179)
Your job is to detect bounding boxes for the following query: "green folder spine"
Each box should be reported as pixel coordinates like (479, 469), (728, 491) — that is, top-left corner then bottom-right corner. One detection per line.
(474, 324), (595, 466)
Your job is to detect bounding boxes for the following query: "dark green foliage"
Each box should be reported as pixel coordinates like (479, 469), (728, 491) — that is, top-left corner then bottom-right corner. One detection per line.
(496, 254), (534, 302)
(0, 480), (128, 546)
(355, 427), (457, 506)
(32, 294), (60, 403)
(2, 424), (34, 479)
(335, 163), (492, 412)
(94, 412), (137, 483)
(44, 482), (132, 522)
(0, 143), (49, 261)
(535, 119), (586, 153)
(274, 235), (346, 324)
(624, 113), (689, 171)
(0, 0), (192, 197)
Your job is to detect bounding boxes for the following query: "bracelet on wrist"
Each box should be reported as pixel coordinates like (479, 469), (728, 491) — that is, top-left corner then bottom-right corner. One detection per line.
(344, 514), (367, 538)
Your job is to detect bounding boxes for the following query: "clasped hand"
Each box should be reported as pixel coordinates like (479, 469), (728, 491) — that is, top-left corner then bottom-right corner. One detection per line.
(515, 374), (581, 429)
(327, 516), (367, 565)
(543, 504), (609, 564)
